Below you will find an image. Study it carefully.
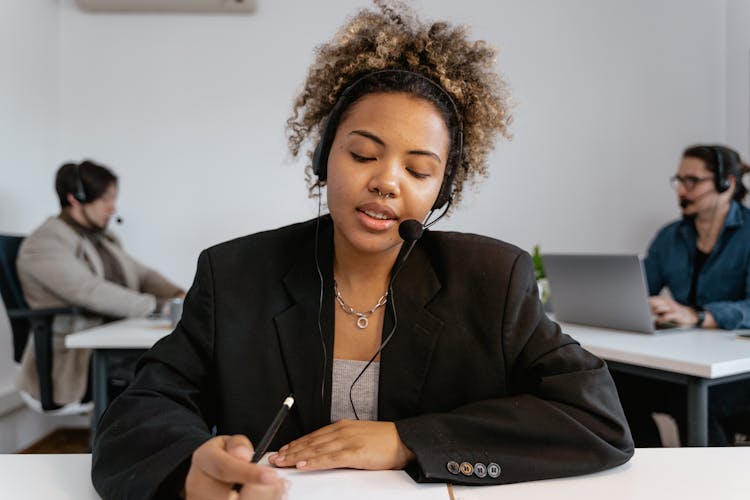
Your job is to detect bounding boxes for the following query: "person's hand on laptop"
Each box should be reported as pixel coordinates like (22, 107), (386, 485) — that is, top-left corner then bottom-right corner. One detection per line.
(649, 296), (716, 328)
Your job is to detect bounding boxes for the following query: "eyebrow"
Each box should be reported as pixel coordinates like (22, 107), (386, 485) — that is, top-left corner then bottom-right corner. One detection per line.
(349, 130), (442, 163)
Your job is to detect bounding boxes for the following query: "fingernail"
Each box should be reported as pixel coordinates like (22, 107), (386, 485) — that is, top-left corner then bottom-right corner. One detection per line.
(279, 444), (289, 452)
(260, 470), (278, 484)
(275, 455), (285, 463)
(296, 460), (307, 468)
(268, 453), (278, 463)
(228, 446), (252, 461)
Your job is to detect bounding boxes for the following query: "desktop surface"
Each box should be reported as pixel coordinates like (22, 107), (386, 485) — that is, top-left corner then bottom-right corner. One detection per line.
(560, 321), (750, 378)
(64, 317), (172, 349)
(2, 448), (749, 500)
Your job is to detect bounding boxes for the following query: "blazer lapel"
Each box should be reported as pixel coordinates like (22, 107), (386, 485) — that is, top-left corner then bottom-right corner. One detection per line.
(77, 237), (104, 277)
(378, 241), (444, 420)
(273, 217), (334, 433)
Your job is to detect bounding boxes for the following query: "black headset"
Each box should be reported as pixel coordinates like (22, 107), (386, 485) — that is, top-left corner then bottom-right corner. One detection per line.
(72, 162), (88, 203)
(311, 69), (463, 210)
(712, 146), (732, 193)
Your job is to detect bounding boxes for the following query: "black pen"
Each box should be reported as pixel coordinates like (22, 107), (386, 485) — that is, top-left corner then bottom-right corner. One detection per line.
(233, 395), (295, 492)
(252, 395), (295, 462)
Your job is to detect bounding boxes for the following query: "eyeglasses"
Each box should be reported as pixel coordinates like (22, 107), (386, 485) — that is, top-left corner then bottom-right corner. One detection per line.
(669, 175), (714, 191)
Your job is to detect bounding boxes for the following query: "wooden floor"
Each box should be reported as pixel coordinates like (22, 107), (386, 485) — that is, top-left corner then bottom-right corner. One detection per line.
(18, 427), (90, 454)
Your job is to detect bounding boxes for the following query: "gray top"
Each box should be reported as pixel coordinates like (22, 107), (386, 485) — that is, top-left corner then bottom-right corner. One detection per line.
(330, 359), (380, 422)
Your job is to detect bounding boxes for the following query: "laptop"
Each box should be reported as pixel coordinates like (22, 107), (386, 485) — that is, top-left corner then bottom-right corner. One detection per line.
(543, 254), (675, 334)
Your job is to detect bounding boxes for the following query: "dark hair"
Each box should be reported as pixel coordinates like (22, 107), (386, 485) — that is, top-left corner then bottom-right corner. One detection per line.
(55, 160), (118, 208)
(683, 144), (749, 202)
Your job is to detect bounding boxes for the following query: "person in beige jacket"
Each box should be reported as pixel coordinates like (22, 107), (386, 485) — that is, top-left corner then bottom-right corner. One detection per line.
(16, 160), (184, 406)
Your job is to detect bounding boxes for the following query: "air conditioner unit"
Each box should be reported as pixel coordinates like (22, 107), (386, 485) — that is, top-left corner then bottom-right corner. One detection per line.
(74, 0), (255, 14)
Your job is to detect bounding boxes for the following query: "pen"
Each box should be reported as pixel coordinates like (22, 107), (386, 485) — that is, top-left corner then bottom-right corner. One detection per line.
(232, 395), (295, 492)
(252, 395), (295, 463)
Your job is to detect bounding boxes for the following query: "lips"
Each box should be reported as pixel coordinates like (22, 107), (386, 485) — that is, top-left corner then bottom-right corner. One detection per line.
(356, 202), (398, 231)
(357, 202), (396, 219)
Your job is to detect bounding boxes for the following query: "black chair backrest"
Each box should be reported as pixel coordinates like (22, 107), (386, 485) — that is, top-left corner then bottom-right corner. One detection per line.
(0, 234), (30, 362)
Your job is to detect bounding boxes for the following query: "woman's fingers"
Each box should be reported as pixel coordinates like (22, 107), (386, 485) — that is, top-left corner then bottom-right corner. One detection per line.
(269, 421), (413, 471)
(271, 436), (348, 468)
(186, 435), (283, 500)
(196, 439), (276, 484)
(225, 435), (254, 462)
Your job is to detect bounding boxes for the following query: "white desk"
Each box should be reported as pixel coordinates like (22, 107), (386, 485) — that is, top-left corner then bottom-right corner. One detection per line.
(67, 318), (750, 446)
(65, 317), (172, 350)
(452, 447), (750, 500)
(65, 318), (172, 428)
(561, 321), (750, 446)
(0, 454), (98, 499)
(2, 449), (748, 500)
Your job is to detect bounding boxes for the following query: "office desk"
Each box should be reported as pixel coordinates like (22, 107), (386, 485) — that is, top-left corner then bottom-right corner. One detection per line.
(561, 321), (750, 446)
(64, 318), (172, 428)
(66, 317), (750, 445)
(0, 454), (98, 499)
(452, 447), (750, 500)
(2, 449), (748, 500)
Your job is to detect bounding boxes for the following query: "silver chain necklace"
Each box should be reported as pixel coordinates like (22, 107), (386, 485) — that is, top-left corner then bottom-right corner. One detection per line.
(333, 280), (388, 329)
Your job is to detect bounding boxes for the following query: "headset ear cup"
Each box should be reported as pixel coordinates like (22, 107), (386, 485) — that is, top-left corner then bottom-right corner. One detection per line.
(714, 146), (731, 193)
(73, 164), (87, 203)
(432, 182), (449, 209)
(312, 140), (326, 180)
(312, 115), (339, 182)
(432, 160), (457, 210)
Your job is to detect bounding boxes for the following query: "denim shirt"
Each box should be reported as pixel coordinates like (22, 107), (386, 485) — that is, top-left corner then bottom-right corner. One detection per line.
(644, 201), (750, 329)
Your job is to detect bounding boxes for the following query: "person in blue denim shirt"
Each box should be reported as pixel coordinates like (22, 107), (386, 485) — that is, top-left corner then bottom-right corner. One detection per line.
(617, 144), (750, 447)
(645, 144), (750, 330)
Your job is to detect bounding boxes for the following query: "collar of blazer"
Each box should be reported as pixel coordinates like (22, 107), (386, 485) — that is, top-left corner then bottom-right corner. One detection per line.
(273, 216), (445, 432)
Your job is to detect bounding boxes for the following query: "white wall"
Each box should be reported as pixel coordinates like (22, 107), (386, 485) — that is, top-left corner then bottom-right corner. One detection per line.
(0, 0), (60, 405)
(727, 0), (750, 158)
(0, 0), (61, 230)
(0, 0), (736, 286)
(0, 0), (79, 452)
(0, 0), (745, 448)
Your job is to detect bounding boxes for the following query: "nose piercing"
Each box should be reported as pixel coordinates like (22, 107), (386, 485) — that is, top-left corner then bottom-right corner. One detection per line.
(376, 188), (392, 199)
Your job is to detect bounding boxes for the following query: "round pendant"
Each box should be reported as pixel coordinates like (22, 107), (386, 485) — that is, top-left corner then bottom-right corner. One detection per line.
(356, 316), (369, 329)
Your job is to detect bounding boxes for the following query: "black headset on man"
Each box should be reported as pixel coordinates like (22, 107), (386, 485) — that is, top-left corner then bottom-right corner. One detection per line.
(72, 162), (89, 203)
(69, 160), (123, 225)
(310, 68), (464, 417)
(712, 145), (732, 194)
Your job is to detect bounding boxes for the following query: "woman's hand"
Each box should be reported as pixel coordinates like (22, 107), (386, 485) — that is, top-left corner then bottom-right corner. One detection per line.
(185, 435), (288, 500)
(268, 420), (415, 471)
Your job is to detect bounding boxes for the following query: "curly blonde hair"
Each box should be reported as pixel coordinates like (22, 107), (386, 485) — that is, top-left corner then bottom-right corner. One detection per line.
(287, 0), (512, 208)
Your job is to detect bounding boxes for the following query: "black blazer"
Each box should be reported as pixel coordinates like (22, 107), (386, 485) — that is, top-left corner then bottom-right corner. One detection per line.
(92, 216), (633, 499)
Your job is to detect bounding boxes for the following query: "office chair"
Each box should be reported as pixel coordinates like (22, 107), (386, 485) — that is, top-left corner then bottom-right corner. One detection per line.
(0, 234), (91, 414)
(651, 412), (681, 447)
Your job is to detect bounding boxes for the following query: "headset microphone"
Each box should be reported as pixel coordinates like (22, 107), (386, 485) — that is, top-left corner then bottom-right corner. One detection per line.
(679, 189), (713, 209)
(346, 218), (424, 420)
(398, 219), (423, 242)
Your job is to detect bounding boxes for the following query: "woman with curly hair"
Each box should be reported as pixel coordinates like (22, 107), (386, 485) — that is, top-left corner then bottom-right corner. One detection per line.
(92, 2), (633, 498)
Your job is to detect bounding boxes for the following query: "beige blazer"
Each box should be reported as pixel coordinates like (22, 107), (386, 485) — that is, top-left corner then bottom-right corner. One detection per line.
(15, 216), (181, 405)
